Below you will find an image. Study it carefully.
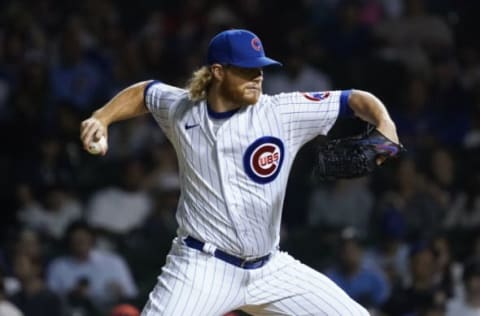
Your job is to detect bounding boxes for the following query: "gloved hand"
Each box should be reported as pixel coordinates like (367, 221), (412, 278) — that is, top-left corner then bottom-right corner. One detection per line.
(313, 126), (405, 182)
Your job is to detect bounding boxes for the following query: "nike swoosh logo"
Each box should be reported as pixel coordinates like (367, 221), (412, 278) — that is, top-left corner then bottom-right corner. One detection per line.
(185, 123), (200, 130)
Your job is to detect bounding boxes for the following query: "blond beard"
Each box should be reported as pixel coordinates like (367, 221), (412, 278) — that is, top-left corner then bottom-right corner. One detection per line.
(218, 80), (260, 107)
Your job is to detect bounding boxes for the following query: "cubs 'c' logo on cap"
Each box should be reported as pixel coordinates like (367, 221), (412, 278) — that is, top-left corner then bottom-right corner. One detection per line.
(251, 37), (262, 51)
(243, 136), (284, 184)
(302, 91), (330, 102)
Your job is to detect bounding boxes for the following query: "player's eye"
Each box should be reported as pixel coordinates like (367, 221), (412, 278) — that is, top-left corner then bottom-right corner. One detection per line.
(230, 66), (262, 78)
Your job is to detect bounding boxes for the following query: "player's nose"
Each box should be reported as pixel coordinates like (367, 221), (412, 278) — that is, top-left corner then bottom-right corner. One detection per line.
(252, 68), (263, 81)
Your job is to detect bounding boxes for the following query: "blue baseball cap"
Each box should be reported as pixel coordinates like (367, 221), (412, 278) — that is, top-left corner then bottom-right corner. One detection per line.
(207, 29), (282, 68)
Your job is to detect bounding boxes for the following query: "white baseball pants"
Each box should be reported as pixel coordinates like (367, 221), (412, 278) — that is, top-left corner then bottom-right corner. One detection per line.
(141, 238), (369, 316)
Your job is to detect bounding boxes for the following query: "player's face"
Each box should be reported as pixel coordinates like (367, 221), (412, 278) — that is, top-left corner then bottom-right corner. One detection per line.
(219, 65), (263, 106)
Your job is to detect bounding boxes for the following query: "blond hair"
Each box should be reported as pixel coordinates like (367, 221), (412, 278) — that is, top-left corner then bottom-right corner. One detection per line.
(186, 66), (212, 102)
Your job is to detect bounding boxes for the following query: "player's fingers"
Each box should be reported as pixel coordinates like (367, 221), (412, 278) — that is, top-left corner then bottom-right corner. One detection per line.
(101, 143), (108, 156)
(376, 156), (387, 165)
(80, 124), (96, 146)
(80, 119), (96, 141)
(93, 129), (105, 142)
(81, 123), (101, 148)
(82, 118), (105, 143)
(80, 118), (96, 134)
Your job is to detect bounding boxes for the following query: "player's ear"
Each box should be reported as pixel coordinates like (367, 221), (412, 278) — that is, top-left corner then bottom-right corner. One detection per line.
(210, 64), (225, 81)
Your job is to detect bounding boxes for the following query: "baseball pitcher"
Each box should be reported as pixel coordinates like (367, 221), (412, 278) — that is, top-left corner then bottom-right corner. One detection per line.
(80, 29), (402, 315)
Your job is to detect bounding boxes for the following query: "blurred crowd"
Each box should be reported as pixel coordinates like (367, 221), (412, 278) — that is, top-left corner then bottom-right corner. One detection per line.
(1, 0), (480, 315)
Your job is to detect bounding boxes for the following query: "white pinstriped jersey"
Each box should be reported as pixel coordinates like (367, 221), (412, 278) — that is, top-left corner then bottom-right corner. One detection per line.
(145, 82), (349, 257)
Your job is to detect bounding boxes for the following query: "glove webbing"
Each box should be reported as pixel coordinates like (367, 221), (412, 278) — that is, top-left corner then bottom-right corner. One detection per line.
(317, 143), (375, 181)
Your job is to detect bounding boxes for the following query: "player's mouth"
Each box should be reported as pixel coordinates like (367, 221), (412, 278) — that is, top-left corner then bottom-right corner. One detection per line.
(246, 86), (261, 92)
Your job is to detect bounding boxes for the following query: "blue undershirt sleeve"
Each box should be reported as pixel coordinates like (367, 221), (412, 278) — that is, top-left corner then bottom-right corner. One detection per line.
(339, 89), (354, 118)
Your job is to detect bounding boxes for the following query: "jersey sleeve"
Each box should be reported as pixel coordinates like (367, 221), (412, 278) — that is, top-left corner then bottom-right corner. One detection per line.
(144, 80), (187, 139)
(272, 90), (352, 148)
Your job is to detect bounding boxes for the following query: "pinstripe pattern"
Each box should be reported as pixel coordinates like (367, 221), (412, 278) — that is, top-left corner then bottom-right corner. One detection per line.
(145, 83), (341, 258)
(141, 239), (246, 315)
(143, 82), (368, 315)
(244, 252), (369, 315)
(141, 240), (369, 315)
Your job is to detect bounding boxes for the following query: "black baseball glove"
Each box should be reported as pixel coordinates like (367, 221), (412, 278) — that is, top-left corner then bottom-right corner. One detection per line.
(313, 126), (405, 182)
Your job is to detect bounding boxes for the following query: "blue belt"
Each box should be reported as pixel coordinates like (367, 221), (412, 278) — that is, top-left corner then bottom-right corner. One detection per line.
(184, 236), (271, 269)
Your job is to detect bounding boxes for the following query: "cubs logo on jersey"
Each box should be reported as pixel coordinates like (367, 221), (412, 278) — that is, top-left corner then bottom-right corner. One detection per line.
(302, 92), (330, 102)
(243, 136), (284, 184)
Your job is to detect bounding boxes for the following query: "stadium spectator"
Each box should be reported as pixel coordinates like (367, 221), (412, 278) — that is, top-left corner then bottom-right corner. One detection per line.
(0, 268), (23, 316)
(49, 19), (106, 113)
(308, 178), (374, 236)
(326, 227), (390, 311)
(377, 156), (445, 240)
(18, 184), (82, 240)
(389, 76), (436, 148)
(10, 253), (63, 316)
(86, 158), (152, 237)
(364, 208), (410, 288)
(446, 260), (480, 316)
(373, 0), (454, 77)
(46, 221), (138, 312)
(431, 234), (463, 300)
(382, 240), (448, 316)
(443, 169), (480, 231)
(110, 303), (140, 316)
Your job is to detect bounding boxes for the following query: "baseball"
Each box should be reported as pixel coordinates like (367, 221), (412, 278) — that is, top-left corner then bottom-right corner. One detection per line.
(87, 136), (107, 155)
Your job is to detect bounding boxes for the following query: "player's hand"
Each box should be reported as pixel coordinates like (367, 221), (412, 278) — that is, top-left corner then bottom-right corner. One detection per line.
(80, 116), (109, 156)
(313, 126), (405, 182)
